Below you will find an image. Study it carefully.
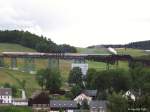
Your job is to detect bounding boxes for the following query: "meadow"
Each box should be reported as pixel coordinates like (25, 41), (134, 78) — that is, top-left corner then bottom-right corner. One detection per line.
(0, 43), (144, 96)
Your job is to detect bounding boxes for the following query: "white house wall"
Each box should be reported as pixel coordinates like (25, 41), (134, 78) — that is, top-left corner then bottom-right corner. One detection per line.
(0, 95), (12, 104)
(12, 101), (28, 106)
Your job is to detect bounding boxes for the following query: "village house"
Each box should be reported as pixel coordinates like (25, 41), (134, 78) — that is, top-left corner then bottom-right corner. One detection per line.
(123, 90), (136, 101)
(0, 88), (12, 104)
(28, 91), (49, 111)
(74, 93), (92, 105)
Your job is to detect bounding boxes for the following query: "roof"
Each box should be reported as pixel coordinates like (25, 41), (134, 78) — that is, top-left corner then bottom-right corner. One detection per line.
(89, 100), (107, 109)
(83, 90), (97, 97)
(30, 90), (42, 99)
(28, 90), (49, 105)
(0, 88), (12, 96)
(50, 100), (78, 109)
(30, 90), (49, 99)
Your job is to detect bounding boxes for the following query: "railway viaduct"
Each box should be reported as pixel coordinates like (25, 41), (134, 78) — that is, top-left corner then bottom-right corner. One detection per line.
(0, 52), (149, 74)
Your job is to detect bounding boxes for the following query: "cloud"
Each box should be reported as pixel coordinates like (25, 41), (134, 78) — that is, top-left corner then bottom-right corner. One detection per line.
(0, 0), (150, 47)
(0, 0), (65, 34)
(0, 1), (34, 31)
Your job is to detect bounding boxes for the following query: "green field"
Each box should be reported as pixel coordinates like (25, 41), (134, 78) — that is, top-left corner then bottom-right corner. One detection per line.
(0, 43), (136, 97)
(88, 60), (129, 70)
(77, 47), (110, 54)
(0, 43), (36, 53)
(0, 68), (39, 96)
(115, 48), (147, 57)
(77, 47), (147, 57)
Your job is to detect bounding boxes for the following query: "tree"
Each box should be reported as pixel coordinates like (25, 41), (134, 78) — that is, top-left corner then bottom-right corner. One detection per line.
(59, 44), (77, 53)
(86, 68), (97, 89)
(3, 83), (19, 97)
(144, 95), (150, 111)
(111, 69), (131, 92)
(129, 65), (150, 94)
(108, 92), (128, 112)
(21, 80), (26, 90)
(129, 61), (143, 69)
(91, 69), (131, 100)
(94, 69), (131, 92)
(36, 69), (62, 91)
(94, 70), (112, 91)
(0, 30), (77, 53)
(36, 69), (47, 90)
(70, 84), (82, 98)
(126, 40), (150, 50)
(46, 70), (62, 91)
(68, 67), (83, 85)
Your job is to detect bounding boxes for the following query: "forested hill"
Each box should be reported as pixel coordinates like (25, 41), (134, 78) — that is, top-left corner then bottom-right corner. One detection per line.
(0, 30), (77, 53)
(89, 40), (150, 50)
(126, 40), (150, 50)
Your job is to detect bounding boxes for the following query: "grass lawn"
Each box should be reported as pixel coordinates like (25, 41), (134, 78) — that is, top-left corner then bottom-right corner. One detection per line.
(77, 47), (110, 54)
(0, 43), (36, 53)
(115, 48), (146, 57)
(0, 69), (17, 84)
(87, 60), (129, 71)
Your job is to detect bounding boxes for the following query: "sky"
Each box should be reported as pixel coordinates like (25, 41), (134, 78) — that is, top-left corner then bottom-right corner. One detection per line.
(0, 0), (150, 47)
